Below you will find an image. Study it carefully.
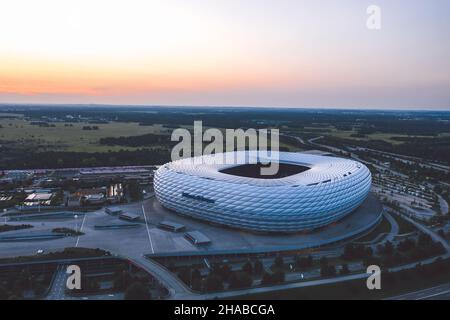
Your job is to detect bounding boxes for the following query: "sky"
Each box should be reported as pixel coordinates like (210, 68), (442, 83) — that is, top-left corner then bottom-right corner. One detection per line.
(0, 0), (449, 109)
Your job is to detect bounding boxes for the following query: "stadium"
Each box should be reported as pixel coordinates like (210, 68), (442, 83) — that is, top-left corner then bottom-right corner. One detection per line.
(154, 151), (372, 233)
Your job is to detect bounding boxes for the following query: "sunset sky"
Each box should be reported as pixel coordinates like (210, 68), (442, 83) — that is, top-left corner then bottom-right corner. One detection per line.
(0, 0), (449, 109)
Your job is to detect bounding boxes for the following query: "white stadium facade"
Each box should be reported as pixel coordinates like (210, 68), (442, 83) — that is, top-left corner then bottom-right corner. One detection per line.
(154, 151), (372, 233)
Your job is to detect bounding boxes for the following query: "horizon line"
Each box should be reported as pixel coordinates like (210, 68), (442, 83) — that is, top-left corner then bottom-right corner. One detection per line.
(1, 102), (450, 112)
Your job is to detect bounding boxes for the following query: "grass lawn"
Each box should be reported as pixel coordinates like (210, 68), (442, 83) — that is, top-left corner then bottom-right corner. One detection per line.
(391, 214), (418, 234)
(0, 119), (171, 153)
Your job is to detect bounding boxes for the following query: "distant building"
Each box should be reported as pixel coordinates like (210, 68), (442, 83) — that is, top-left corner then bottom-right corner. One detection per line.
(73, 187), (106, 197)
(79, 167), (153, 181)
(84, 194), (105, 205)
(23, 192), (53, 206)
(1, 170), (34, 182)
(67, 195), (82, 208)
(0, 194), (14, 208)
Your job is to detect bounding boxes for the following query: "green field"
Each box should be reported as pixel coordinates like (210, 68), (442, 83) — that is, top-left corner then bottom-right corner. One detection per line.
(391, 214), (418, 234)
(0, 118), (171, 152)
(1, 116), (447, 155)
(288, 124), (450, 145)
(0, 118), (305, 153)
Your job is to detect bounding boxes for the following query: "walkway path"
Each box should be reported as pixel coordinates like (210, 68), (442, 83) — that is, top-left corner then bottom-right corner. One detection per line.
(46, 264), (68, 300)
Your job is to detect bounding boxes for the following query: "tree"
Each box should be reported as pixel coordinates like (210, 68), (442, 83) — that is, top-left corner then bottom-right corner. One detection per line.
(0, 286), (8, 300)
(365, 246), (373, 257)
(191, 269), (201, 282)
(272, 270), (285, 284)
(319, 256), (328, 267)
(261, 272), (273, 285)
(210, 263), (231, 282)
(273, 255), (284, 270)
(307, 255), (313, 267)
(114, 269), (132, 290)
(383, 241), (394, 256)
(294, 255), (314, 270)
(205, 274), (223, 292)
(340, 263), (350, 275)
(190, 269), (202, 291)
(219, 263), (232, 281)
(127, 181), (142, 201)
(254, 259), (263, 275)
(83, 277), (100, 292)
(229, 271), (252, 289)
(418, 233), (432, 247)
(242, 261), (253, 275)
(124, 282), (151, 300)
(191, 277), (202, 292)
(178, 267), (191, 285)
(320, 265), (336, 278)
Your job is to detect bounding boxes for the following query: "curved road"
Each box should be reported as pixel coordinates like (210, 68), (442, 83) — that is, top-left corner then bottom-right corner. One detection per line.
(437, 194), (449, 215)
(382, 211), (399, 243)
(388, 282), (450, 300)
(396, 213), (450, 253)
(132, 210), (449, 300)
(128, 254), (194, 300)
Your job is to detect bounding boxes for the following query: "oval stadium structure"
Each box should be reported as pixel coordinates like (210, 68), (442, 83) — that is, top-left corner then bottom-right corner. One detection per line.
(154, 151), (372, 233)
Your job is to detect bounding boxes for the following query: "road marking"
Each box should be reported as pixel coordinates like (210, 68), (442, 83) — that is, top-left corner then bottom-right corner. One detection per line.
(142, 203), (155, 254)
(416, 289), (450, 300)
(75, 214), (87, 247)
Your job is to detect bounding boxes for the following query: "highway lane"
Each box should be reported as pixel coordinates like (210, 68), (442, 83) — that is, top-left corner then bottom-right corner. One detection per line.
(127, 254), (194, 300)
(388, 282), (450, 300)
(46, 264), (68, 300)
(437, 194), (449, 215)
(396, 213), (450, 253)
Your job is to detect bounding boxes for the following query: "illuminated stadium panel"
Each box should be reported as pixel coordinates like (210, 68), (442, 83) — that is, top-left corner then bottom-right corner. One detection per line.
(154, 151), (372, 233)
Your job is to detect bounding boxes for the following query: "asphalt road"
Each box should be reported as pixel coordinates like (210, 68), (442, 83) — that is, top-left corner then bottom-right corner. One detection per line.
(382, 211), (399, 242)
(46, 264), (68, 300)
(388, 282), (450, 300)
(398, 213), (450, 253)
(438, 194), (449, 215)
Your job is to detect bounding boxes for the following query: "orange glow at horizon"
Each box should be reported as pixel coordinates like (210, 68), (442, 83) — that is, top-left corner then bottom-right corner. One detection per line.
(0, 55), (312, 97)
(0, 0), (359, 101)
(0, 0), (449, 108)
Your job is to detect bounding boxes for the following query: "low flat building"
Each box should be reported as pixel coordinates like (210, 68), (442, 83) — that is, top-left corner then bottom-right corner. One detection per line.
(119, 212), (141, 221)
(184, 231), (211, 246)
(67, 195), (82, 208)
(84, 194), (105, 205)
(2, 170), (34, 182)
(23, 192), (53, 206)
(157, 220), (185, 232)
(105, 207), (123, 215)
